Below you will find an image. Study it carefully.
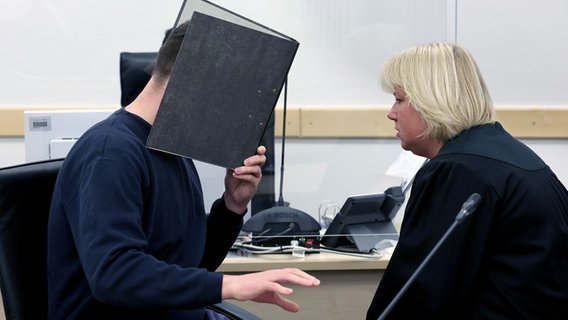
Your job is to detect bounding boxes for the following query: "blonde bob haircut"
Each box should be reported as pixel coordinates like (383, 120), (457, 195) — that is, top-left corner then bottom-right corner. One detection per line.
(380, 43), (496, 143)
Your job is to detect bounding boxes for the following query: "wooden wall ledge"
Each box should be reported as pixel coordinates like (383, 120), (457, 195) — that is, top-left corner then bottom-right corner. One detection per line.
(277, 106), (568, 139)
(2, 106), (568, 138)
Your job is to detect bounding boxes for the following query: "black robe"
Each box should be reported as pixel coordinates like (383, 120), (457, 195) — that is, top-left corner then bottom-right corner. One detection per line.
(367, 122), (568, 320)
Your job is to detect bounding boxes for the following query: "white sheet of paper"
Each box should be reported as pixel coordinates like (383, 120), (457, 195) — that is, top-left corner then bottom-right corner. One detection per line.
(385, 150), (427, 193)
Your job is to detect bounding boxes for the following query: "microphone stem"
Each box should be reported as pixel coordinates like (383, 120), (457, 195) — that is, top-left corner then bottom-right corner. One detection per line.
(277, 77), (287, 206)
(378, 193), (480, 320)
(378, 219), (459, 320)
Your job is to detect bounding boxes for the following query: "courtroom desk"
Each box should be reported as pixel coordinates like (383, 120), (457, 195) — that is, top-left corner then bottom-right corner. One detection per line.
(218, 251), (388, 320)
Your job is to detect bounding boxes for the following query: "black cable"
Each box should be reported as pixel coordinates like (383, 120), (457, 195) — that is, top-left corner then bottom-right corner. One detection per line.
(251, 222), (295, 244)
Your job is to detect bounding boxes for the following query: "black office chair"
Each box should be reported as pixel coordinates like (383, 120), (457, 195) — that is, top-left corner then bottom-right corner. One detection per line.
(0, 159), (259, 320)
(0, 158), (61, 319)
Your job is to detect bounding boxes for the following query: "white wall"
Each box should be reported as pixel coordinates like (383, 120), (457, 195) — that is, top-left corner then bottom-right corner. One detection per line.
(456, 0), (568, 106)
(0, 0), (450, 108)
(2, 1), (567, 108)
(0, 0), (181, 107)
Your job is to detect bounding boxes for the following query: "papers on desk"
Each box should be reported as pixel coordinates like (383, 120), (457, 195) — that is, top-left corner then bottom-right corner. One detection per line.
(374, 239), (397, 260)
(385, 150), (427, 194)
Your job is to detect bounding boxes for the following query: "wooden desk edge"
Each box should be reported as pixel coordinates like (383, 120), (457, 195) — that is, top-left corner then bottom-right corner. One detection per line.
(217, 253), (389, 273)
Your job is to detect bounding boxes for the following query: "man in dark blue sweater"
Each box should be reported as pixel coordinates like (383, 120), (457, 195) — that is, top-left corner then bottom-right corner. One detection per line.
(47, 21), (319, 319)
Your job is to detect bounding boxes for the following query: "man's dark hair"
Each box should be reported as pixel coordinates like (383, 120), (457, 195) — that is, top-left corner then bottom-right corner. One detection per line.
(153, 21), (189, 83)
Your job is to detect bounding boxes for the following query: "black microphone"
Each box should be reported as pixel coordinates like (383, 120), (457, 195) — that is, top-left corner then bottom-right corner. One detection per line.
(377, 193), (482, 320)
(455, 193), (481, 223)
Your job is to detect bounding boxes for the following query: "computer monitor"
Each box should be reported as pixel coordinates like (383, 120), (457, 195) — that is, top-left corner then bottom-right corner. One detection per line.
(320, 186), (405, 253)
(23, 109), (117, 162)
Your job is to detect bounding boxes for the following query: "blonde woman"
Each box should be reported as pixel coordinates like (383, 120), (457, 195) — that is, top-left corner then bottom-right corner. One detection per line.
(367, 43), (568, 319)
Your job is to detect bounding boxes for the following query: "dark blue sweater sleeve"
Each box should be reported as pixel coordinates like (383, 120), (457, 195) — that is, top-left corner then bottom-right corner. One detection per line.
(201, 196), (244, 271)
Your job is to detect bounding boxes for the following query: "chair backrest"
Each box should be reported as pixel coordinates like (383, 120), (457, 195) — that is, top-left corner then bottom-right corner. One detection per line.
(119, 51), (156, 107)
(0, 158), (64, 319)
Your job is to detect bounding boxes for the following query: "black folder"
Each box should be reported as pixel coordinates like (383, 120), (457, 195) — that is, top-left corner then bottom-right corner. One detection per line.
(146, 1), (299, 168)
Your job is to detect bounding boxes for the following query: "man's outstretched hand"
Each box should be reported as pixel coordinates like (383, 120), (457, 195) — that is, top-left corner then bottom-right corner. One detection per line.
(222, 268), (321, 312)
